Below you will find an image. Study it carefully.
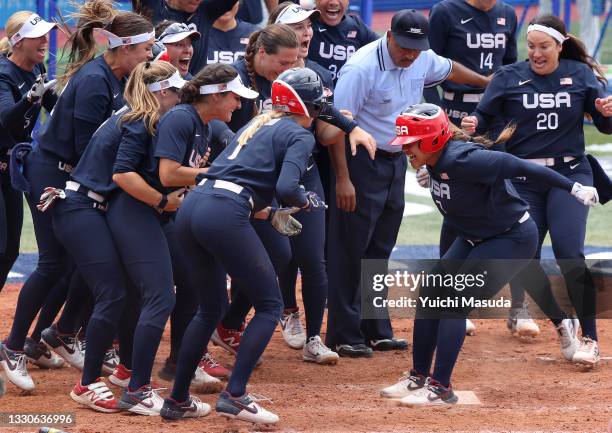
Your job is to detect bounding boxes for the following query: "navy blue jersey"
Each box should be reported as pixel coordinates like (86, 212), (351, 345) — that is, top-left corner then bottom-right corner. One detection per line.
(207, 20), (259, 65)
(474, 59), (612, 158)
(308, 14), (378, 84)
(113, 119), (163, 192)
(139, 0), (234, 74)
(228, 57), (272, 132)
(205, 116), (315, 211)
(35, 56), (125, 165)
(429, 0), (517, 94)
(71, 106), (130, 195)
(428, 140), (528, 240)
(236, 0), (263, 25)
(154, 104), (234, 171)
(0, 55), (56, 149)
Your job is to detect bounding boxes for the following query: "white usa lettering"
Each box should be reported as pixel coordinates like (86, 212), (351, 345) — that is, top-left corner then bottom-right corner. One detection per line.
(466, 33), (506, 49)
(430, 179), (451, 200)
(318, 43), (356, 61)
(522, 92), (571, 109)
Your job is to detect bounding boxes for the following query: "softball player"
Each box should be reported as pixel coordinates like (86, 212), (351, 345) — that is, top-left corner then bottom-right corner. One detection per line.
(462, 14), (612, 364)
(160, 67), (324, 424)
(427, 0), (540, 338)
(154, 21), (200, 78)
(381, 103), (598, 406)
(207, 1), (259, 65)
(107, 63), (242, 416)
(0, 12), (64, 372)
(49, 61), (184, 413)
(132, 0), (235, 74)
(0, 1), (154, 391)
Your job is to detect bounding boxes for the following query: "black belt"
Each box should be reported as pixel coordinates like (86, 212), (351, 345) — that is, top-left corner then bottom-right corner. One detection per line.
(376, 149), (403, 159)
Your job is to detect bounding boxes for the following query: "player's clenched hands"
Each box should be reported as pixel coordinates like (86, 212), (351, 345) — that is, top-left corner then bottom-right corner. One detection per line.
(595, 96), (612, 117)
(163, 188), (185, 212)
(461, 115), (478, 135)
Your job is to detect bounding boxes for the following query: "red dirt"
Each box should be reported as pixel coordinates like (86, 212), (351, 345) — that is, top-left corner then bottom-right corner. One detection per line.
(1, 281), (610, 433)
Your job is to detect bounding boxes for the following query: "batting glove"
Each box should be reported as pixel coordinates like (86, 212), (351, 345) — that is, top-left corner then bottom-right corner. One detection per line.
(27, 74), (56, 104)
(37, 187), (66, 212)
(416, 166), (430, 188)
(303, 191), (327, 211)
(268, 207), (302, 236)
(571, 182), (599, 206)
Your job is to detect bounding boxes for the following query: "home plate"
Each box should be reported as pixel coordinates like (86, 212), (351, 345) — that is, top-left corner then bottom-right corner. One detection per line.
(455, 391), (481, 405)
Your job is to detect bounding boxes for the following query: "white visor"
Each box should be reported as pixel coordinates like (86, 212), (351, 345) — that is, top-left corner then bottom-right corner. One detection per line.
(199, 75), (258, 99)
(274, 4), (320, 25)
(527, 24), (568, 44)
(147, 70), (187, 92)
(97, 29), (155, 49)
(9, 14), (56, 47)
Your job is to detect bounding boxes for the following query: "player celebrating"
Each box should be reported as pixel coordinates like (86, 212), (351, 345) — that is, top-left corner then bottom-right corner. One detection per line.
(160, 68), (324, 424)
(154, 21), (200, 78)
(462, 14), (612, 365)
(207, 1), (259, 65)
(381, 103), (599, 406)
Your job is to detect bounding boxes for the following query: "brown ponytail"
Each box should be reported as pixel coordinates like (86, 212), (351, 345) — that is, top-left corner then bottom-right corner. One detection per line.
(452, 123), (516, 147)
(57, 0), (153, 90)
(529, 15), (606, 85)
(121, 61), (177, 134)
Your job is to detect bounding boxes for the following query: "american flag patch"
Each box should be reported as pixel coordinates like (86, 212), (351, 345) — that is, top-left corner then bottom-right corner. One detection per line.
(240, 38), (249, 44)
(497, 17), (506, 25)
(560, 77), (572, 85)
(441, 173), (449, 180)
(347, 30), (357, 38)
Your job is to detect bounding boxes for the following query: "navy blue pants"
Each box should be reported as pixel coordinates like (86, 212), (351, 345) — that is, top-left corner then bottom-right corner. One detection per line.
(6, 149), (76, 350)
(0, 153), (23, 290)
(171, 187), (282, 401)
(165, 216), (199, 364)
(413, 218), (539, 387)
(107, 190), (175, 390)
(29, 274), (70, 341)
(221, 217), (291, 331)
(53, 190), (130, 385)
(278, 163), (328, 338)
(326, 146), (402, 347)
(510, 156), (597, 339)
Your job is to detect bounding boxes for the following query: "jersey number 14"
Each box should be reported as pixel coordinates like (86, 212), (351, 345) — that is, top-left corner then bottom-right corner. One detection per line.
(480, 52), (493, 70)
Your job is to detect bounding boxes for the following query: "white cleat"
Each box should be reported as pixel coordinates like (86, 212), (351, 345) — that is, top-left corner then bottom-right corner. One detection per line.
(507, 303), (540, 338)
(465, 319), (476, 336)
(380, 371), (426, 399)
(216, 391), (279, 424)
(70, 379), (120, 413)
(280, 310), (306, 349)
(399, 378), (458, 406)
(556, 318), (580, 361)
(0, 343), (35, 391)
(118, 384), (165, 416)
(192, 365), (223, 393)
(24, 337), (64, 369)
(101, 347), (120, 376)
(303, 336), (339, 365)
(41, 325), (84, 370)
(572, 337), (600, 365)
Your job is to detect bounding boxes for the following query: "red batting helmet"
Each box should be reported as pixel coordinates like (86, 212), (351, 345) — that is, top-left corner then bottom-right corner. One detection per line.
(271, 68), (325, 118)
(389, 103), (452, 153)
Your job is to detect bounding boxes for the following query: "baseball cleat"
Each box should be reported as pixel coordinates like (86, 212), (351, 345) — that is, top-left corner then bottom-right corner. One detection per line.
(24, 337), (65, 369)
(572, 337), (600, 365)
(380, 370), (426, 399)
(303, 336), (339, 364)
(369, 338), (409, 351)
(118, 384), (165, 416)
(280, 310), (306, 349)
(507, 303), (540, 338)
(70, 378), (120, 413)
(465, 319), (476, 336)
(216, 391), (279, 424)
(0, 342), (34, 391)
(101, 347), (120, 376)
(399, 378), (458, 406)
(41, 325), (84, 370)
(211, 324), (263, 366)
(109, 364), (131, 388)
(556, 318), (580, 361)
(192, 365), (223, 394)
(160, 395), (211, 420)
(335, 343), (373, 358)
(199, 352), (230, 379)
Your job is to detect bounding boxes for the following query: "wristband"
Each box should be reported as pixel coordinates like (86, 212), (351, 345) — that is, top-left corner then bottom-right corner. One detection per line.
(157, 194), (168, 210)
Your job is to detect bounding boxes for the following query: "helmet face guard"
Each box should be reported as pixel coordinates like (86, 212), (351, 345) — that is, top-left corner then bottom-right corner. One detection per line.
(271, 67), (325, 118)
(389, 103), (452, 153)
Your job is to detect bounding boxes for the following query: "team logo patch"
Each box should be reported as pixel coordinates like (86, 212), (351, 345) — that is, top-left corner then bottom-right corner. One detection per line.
(347, 30), (357, 38)
(497, 17), (506, 25)
(560, 77), (572, 85)
(407, 28), (423, 35)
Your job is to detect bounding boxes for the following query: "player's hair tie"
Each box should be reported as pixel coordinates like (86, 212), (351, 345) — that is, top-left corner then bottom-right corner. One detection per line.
(96, 28), (155, 49)
(527, 24), (568, 44)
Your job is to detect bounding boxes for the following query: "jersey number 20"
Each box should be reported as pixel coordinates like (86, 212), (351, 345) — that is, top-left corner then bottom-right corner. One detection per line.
(536, 112), (558, 130)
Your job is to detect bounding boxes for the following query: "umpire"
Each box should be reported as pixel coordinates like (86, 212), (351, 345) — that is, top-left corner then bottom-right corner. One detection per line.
(326, 9), (492, 357)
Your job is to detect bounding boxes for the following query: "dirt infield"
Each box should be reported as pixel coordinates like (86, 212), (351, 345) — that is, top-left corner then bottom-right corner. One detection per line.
(1, 281), (611, 433)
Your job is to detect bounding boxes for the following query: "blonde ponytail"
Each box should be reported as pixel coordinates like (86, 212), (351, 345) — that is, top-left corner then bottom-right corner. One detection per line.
(0, 11), (34, 56)
(121, 61), (177, 134)
(237, 111), (288, 146)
